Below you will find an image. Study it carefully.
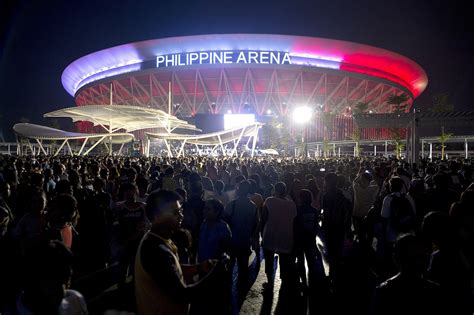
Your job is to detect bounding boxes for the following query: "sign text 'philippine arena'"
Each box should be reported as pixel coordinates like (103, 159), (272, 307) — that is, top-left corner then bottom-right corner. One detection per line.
(62, 34), (427, 141)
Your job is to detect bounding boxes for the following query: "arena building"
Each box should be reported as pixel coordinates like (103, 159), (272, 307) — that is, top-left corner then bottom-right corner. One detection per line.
(61, 34), (427, 142)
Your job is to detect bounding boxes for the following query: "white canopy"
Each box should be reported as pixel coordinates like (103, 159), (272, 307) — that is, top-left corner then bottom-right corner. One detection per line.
(44, 105), (200, 133)
(145, 122), (262, 157)
(146, 122), (262, 146)
(13, 123), (134, 156)
(260, 148), (279, 155)
(13, 123), (134, 143)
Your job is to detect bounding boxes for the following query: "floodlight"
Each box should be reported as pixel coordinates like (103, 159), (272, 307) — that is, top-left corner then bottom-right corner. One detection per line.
(293, 106), (313, 124)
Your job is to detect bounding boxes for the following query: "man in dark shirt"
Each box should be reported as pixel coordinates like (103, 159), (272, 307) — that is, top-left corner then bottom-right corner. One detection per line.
(135, 190), (224, 315)
(373, 233), (445, 315)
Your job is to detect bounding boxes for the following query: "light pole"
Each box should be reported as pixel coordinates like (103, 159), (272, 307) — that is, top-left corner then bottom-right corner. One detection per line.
(293, 106), (313, 158)
(412, 106), (421, 164)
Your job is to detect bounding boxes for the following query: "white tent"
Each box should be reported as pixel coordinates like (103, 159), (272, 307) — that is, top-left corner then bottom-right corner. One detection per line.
(13, 123), (134, 156)
(44, 105), (200, 133)
(145, 122), (262, 157)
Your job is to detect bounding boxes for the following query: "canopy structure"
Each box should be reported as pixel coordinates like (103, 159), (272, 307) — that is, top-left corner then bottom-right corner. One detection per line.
(44, 105), (200, 133)
(260, 149), (279, 155)
(13, 123), (134, 156)
(145, 122), (262, 157)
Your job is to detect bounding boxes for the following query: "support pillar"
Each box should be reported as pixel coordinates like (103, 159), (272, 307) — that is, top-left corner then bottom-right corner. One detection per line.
(429, 143), (433, 160)
(465, 139), (469, 159)
(385, 141), (388, 157)
(374, 145), (377, 156)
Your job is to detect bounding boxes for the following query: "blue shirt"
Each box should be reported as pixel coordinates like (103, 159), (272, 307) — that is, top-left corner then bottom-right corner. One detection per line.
(198, 219), (231, 262)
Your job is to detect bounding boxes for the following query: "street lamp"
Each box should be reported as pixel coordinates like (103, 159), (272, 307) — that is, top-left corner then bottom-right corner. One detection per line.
(293, 106), (313, 157)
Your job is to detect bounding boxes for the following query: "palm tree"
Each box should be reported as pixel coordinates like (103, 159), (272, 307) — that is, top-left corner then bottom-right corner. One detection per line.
(439, 126), (453, 160)
(322, 112), (335, 141)
(351, 128), (361, 157)
(351, 102), (369, 157)
(390, 127), (405, 159)
(387, 93), (409, 113)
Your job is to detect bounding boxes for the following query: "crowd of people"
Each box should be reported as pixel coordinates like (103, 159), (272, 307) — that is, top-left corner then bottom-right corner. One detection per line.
(0, 153), (473, 314)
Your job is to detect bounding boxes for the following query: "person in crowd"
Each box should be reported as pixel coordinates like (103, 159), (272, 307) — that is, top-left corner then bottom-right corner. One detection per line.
(134, 190), (225, 315)
(80, 177), (111, 270)
(223, 180), (258, 291)
(14, 187), (47, 255)
(210, 180), (230, 206)
(294, 189), (320, 289)
(306, 178), (321, 212)
(182, 181), (206, 261)
(320, 172), (352, 290)
(373, 233), (444, 315)
(16, 240), (88, 314)
(352, 170), (379, 249)
(261, 182), (297, 289)
(162, 166), (177, 191)
(248, 179), (264, 262)
(197, 199), (232, 313)
(43, 168), (56, 199)
(198, 199), (232, 262)
(115, 182), (147, 287)
(45, 193), (78, 249)
(136, 176), (149, 203)
(421, 211), (472, 315)
(381, 177), (416, 249)
(425, 172), (459, 214)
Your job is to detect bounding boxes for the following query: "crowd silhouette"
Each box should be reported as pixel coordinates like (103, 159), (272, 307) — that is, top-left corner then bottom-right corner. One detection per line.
(0, 154), (473, 314)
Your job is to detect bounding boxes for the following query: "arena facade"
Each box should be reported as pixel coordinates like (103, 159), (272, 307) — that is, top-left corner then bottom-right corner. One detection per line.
(62, 34), (427, 142)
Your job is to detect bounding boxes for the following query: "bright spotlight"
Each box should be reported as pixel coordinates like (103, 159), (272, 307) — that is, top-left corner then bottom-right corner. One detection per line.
(227, 109), (232, 114)
(293, 106), (313, 124)
(266, 109), (272, 115)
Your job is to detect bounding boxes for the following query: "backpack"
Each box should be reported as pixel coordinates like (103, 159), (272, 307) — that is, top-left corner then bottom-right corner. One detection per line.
(389, 193), (415, 232)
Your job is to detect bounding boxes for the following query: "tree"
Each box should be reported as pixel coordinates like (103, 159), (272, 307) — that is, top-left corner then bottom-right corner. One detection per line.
(432, 93), (454, 113)
(351, 101), (369, 157)
(439, 126), (453, 160)
(260, 117), (290, 154)
(390, 128), (405, 159)
(322, 112), (335, 141)
(351, 128), (361, 157)
(387, 93), (410, 113)
(323, 139), (331, 158)
(354, 101), (369, 114)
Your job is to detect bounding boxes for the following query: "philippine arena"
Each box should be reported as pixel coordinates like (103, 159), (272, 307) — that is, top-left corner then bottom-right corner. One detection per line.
(59, 34), (427, 154)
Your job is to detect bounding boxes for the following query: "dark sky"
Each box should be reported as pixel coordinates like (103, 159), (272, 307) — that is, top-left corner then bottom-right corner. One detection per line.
(1, 0), (473, 139)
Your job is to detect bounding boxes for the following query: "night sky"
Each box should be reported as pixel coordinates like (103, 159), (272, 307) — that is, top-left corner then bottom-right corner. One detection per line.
(1, 0), (473, 140)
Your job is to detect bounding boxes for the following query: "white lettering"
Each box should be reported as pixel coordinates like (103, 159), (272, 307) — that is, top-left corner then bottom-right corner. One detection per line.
(260, 51), (269, 64)
(282, 52), (291, 64)
(189, 52), (199, 64)
(156, 55), (165, 67)
(212, 51), (223, 64)
(223, 51), (233, 64)
(178, 54), (186, 66)
(165, 54), (175, 67)
(248, 51), (259, 63)
(157, 50), (291, 68)
(199, 52), (209, 64)
(270, 52), (280, 64)
(236, 51), (247, 63)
